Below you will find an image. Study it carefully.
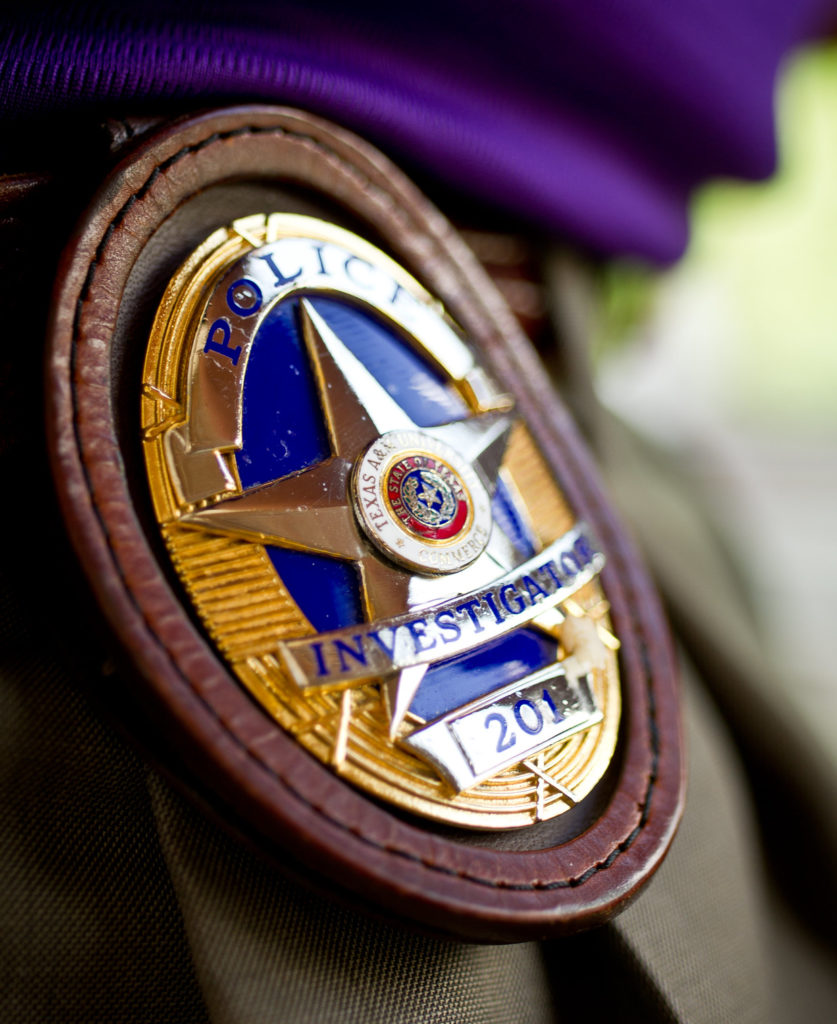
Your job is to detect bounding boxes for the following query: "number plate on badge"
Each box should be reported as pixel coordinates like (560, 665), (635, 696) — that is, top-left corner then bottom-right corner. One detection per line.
(404, 665), (602, 792)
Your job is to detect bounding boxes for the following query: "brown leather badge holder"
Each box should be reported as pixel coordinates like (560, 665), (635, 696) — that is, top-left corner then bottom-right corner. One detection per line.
(46, 106), (684, 942)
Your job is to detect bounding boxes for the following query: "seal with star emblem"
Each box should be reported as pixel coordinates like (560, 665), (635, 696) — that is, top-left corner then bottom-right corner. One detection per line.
(141, 212), (621, 827)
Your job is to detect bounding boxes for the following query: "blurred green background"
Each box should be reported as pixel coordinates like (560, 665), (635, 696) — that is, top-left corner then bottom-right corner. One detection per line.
(598, 41), (837, 432)
(594, 41), (837, 772)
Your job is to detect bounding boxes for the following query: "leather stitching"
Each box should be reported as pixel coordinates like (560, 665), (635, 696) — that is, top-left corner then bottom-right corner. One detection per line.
(69, 122), (662, 891)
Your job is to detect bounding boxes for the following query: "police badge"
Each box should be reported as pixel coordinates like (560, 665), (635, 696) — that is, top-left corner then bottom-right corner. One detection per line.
(142, 212), (621, 826)
(48, 107), (683, 938)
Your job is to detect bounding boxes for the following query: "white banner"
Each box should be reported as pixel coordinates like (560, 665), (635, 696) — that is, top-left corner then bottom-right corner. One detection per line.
(278, 523), (604, 691)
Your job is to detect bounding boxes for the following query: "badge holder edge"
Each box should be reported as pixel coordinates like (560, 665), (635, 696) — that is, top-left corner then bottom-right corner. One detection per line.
(45, 104), (685, 941)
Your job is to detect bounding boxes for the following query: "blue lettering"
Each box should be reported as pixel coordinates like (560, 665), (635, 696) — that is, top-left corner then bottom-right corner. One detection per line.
(203, 318), (241, 365)
(574, 535), (594, 565)
(311, 641), (329, 677)
(226, 278), (263, 317)
(344, 255), (374, 287)
(335, 637), (367, 673)
(514, 698), (543, 735)
(499, 583), (528, 616)
(560, 552), (580, 576)
(539, 560), (564, 590)
(406, 618), (436, 654)
(257, 251), (302, 288)
(521, 574), (548, 603)
(455, 598), (485, 633)
(368, 628), (396, 658)
(482, 592), (505, 625)
(434, 610), (461, 643)
(312, 244), (328, 276)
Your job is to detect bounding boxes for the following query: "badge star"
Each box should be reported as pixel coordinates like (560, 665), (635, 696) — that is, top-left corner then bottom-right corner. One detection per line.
(182, 298), (520, 733)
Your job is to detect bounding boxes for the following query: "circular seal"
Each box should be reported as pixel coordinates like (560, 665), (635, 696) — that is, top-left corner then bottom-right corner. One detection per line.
(388, 457), (467, 538)
(353, 429), (492, 574)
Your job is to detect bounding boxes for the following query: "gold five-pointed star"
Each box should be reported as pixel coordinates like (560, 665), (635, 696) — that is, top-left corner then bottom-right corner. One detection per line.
(183, 298), (522, 732)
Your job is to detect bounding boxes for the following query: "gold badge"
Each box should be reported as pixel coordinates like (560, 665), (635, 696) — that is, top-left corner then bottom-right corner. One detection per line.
(142, 212), (620, 828)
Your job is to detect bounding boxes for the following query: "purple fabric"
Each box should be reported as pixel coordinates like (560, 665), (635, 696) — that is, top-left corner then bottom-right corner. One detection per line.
(1, 1), (833, 261)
